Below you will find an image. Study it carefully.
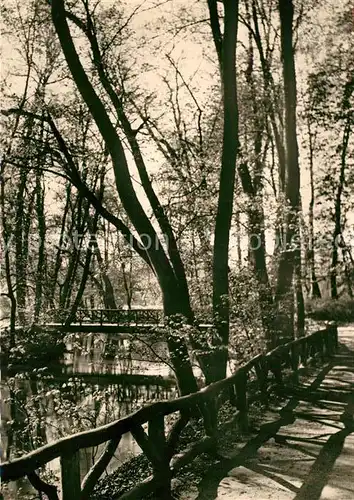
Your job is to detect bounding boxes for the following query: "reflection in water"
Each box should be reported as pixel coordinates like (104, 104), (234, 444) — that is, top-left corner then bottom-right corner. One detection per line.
(64, 333), (175, 378)
(1, 332), (177, 499)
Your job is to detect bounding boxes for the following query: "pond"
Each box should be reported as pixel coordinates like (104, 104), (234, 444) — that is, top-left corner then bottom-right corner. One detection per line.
(0, 331), (178, 499)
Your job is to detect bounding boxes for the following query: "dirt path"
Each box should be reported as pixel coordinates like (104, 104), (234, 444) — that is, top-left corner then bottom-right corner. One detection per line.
(183, 325), (354, 500)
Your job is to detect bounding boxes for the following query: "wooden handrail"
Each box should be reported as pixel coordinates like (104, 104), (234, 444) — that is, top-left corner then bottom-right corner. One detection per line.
(0, 325), (338, 499)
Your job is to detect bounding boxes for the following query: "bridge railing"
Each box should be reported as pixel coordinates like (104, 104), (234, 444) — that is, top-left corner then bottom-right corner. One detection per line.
(0, 325), (338, 500)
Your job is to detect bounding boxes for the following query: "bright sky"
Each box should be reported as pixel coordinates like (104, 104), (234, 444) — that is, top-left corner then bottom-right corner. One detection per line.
(1, 0), (353, 263)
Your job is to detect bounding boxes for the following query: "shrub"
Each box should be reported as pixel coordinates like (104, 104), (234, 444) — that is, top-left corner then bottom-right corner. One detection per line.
(307, 297), (354, 322)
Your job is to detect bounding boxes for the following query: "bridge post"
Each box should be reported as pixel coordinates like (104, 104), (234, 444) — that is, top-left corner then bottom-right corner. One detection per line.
(149, 414), (172, 499)
(60, 450), (81, 499)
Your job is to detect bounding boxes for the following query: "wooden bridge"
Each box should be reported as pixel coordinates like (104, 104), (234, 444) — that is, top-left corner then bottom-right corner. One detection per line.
(37, 308), (213, 333)
(0, 325), (342, 499)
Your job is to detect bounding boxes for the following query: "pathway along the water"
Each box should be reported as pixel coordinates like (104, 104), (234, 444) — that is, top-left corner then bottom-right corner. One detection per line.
(183, 325), (354, 500)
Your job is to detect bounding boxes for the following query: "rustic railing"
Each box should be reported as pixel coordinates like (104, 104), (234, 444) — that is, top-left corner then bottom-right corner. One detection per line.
(0, 325), (338, 500)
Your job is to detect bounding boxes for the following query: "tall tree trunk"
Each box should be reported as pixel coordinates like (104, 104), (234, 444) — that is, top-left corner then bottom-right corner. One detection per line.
(60, 188), (90, 310)
(1, 60), (32, 339)
(207, 0), (239, 382)
(65, 217), (99, 325)
(331, 110), (351, 298)
(275, 0), (302, 343)
(33, 127), (47, 323)
(1, 170), (17, 344)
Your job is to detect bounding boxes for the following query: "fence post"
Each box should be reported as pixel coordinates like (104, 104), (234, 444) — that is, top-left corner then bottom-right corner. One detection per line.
(269, 355), (283, 386)
(60, 450), (81, 499)
(254, 357), (268, 405)
(301, 340), (308, 366)
(319, 332), (326, 361)
(290, 344), (299, 382)
(323, 329), (330, 357)
(333, 324), (338, 350)
(148, 414), (172, 499)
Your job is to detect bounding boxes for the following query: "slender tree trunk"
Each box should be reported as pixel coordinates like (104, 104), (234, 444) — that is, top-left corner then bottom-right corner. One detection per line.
(241, 12), (276, 347)
(207, 0), (239, 382)
(1, 173), (16, 342)
(33, 127), (47, 323)
(306, 117), (321, 298)
(65, 223), (98, 325)
(14, 168), (28, 324)
(66, 171), (104, 324)
(49, 182), (71, 308)
(1, 59), (32, 339)
(331, 115), (351, 298)
(60, 189), (90, 310)
(275, 0), (302, 343)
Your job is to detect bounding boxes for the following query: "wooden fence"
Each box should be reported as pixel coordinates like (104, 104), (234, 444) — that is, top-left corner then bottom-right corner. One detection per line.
(0, 325), (338, 500)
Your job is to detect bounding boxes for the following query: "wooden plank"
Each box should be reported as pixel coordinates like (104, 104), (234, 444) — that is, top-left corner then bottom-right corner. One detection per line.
(60, 450), (81, 499)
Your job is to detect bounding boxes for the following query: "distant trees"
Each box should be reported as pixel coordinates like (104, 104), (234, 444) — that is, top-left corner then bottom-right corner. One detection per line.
(1, 0), (353, 392)
(300, 2), (354, 300)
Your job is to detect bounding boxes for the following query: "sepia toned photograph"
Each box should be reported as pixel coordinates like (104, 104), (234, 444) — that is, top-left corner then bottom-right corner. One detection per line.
(0, 1), (353, 498)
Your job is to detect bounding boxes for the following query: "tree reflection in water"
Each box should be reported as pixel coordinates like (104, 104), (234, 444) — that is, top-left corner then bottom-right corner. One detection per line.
(1, 332), (176, 499)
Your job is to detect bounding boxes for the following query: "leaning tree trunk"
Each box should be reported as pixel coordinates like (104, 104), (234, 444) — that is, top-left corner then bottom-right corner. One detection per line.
(33, 124), (47, 324)
(50, 0), (198, 395)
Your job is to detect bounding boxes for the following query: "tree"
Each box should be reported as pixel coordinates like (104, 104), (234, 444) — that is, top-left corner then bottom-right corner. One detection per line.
(206, 0), (240, 379)
(273, 0), (303, 340)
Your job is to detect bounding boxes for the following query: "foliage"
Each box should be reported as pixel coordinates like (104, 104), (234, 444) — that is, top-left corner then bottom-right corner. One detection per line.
(307, 297), (354, 322)
(1, 328), (64, 368)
